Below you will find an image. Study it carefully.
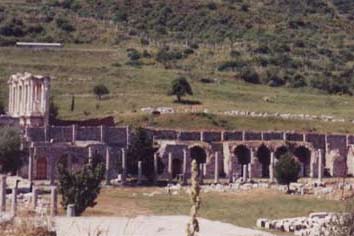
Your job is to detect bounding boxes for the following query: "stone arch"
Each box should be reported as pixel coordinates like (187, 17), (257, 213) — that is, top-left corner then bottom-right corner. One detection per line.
(189, 146), (207, 164)
(257, 144), (271, 178)
(36, 157), (47, 180)
(172, 158), (182, 179)
(275, 146), (289, 159)
(234, 145), (251, 177)
(294, 146), (311, 177)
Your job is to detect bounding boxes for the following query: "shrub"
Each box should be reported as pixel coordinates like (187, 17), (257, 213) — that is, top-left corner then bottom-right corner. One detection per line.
(289, 73), (307, 88)
(57, 154), (105, 216)
(274, 152), (301, 193)
(156, 48), (183, 62)
(184, 48), (194, 55)
(56, 17), (75, 32)
(93, 84), (110, 100)
(112, 10), (128, 23)
(217, 60), (246, 72)
(0, 127), (24, 175)
(143, 50), (152, 58)
(230, 50), (241, 58)
(0, 18), (25, 37)
(169, 77), (193, 102)
(240, 69), (260, 84)
(127, 49), (141, 61)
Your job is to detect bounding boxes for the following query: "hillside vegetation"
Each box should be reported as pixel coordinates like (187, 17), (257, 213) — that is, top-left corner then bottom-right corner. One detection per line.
(1, 0), (354, 132)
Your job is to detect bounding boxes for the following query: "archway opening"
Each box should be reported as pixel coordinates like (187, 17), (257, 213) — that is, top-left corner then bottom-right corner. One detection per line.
(234, 145), (250, 176)
(36, 157), (47, 180)
(294, 146), (311, 177)
(190, 146), (207, 164)
(172, 159), (182, 179)
(275, 146), (289, 159)
(257, 144), (271, 178)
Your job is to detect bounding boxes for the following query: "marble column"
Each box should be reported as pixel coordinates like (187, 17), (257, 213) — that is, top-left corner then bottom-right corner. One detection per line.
(168, 153), (173, 182)
(243, 165), (247, 182)
(67, 204), (75, 217)
(28, 147), (33, 184)
(137, 161), (143, 185)
(105, 147), (111, 185)
(214, 152), (219, 184)
(182, 149), (187, 185)
(8, 83), (12, 114)
(50, 186), (58, 216)
(32, 186), (38, 209)
(153, 153), (158, 184)
(199, 164), (204, 185)
(11, 186), (17, 216)
(228, 157), (233, 183)
(0, 175), (6, 212)
(121, 149), (127, 184)
(269, 152), (275, 182)
(318, 149), (323, 182)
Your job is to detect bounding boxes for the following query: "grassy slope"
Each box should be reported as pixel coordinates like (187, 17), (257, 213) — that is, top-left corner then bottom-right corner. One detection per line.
(2, 43), (354, 133)
(1, 1), (354, 132)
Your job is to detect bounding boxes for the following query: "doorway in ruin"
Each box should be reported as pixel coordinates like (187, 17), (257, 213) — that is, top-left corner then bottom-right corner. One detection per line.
(294, 146), (311, 177)
(234, 145), (251, 177)
(275, 146), (289, 159)
(190, 146), (207, 175)
(257, 144), (271, 178)
(172, 159), (182, 179)
(36, 157), (47, 180)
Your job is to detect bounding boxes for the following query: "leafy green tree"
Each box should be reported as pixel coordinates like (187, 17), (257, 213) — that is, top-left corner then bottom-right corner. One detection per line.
(275, 152), (301, 193)
(93, 84), (110, 100)
(169, 77), (193, 103)
(127, 128), (164, 182)
(57, 154), (105, 216)
(0, 127), (24, 174)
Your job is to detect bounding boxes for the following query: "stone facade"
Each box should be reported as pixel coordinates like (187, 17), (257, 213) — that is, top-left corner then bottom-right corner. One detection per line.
(7, 72), (50, 127)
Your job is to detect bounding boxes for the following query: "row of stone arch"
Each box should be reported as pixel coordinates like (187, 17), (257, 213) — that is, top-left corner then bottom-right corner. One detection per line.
(183, 144), (312, 179)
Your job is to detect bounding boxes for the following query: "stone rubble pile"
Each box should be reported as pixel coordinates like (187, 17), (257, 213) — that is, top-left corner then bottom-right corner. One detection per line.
(257, 212), (353, 236)
(140, 106), (350, 124)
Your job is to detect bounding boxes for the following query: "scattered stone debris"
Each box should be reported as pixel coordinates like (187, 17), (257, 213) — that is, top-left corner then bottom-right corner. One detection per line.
(257, 212), (353, 236)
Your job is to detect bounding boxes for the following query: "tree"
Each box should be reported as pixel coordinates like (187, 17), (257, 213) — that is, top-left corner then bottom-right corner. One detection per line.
(127, 128), (164, 182)
(93, 84), (109, 100)
(0, 127), (24, 174)
(274, 152), (301, 193)
(169, 77), (193, 102)
(49, 98), (59, 124)
(57, 154), (105, 216)
(70, 95), (75, 112)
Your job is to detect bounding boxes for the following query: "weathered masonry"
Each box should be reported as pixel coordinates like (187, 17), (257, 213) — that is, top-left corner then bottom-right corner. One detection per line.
(21, 126), (354, 183)
(1, 73), (354, 183)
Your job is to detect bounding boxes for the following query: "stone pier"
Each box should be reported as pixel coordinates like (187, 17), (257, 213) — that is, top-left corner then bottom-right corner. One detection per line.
(168, 153), (173, 182)
(105, 147), (111, 185)
(182, 150), (187, 185)
(0, 175), (6, 213)
(121, 149), (127, 184)
(50, 186), (58, 217)
(11, 186), (17, 216)
(32, 186), (38, 209)
(214, 152), (219, 184)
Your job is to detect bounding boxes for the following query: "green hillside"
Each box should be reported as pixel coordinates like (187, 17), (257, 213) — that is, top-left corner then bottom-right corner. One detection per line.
(1, 0), (354, 133)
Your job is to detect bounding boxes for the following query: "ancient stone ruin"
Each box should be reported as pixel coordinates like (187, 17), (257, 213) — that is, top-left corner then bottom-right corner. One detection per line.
(0, 72), (354, 185)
